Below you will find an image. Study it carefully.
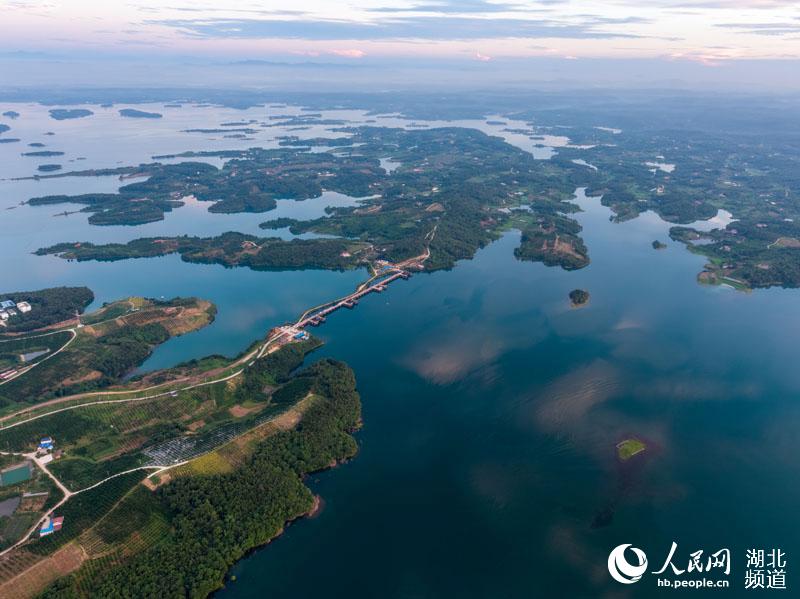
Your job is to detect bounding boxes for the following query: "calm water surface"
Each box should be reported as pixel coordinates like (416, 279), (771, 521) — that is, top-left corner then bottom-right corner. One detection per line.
(1, 105), (797, 597)
(220, 193), (800, 598)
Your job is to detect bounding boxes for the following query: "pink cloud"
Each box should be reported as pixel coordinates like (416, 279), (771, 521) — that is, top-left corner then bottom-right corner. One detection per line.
(330, 48), (366, 58)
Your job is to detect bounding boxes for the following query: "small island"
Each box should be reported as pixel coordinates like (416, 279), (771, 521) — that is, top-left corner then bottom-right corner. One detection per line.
(48, 108), (93, 120)
(2, 110), (19, 119)
(652, 240), (667, 250)
(616, 438), (646, 461)
(569, 288), (590, 307)
(22, 150), (64, 157)
(37, 164), (62, 172)
(119, 108), (163, 119)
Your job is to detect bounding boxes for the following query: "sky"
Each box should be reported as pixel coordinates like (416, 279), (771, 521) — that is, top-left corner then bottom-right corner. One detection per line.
(1, 1), (799, 89)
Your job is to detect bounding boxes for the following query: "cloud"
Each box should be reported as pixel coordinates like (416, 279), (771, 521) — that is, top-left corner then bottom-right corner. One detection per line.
(329, 48), (366, 58)
(651, 0), (800, 7)
(715, 22), (800, 36)
(368, 0), (532, 14)
(474, 51), (492, 61)
(533, 360), (620, 430)
(152, 16), (649, 41)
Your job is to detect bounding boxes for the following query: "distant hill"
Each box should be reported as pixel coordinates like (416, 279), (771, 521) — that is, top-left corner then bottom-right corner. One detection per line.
(49, 108), (93, 120)
(119, 108), (162, 119)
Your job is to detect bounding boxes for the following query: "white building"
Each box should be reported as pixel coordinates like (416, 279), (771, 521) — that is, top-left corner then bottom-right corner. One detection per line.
(16, 301), (31, 313)
(0, 312), (8, 321)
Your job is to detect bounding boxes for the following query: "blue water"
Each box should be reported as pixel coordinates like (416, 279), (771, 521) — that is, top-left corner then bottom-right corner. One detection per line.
(219, 191), (800, 598)
(2, 105), (798, 597)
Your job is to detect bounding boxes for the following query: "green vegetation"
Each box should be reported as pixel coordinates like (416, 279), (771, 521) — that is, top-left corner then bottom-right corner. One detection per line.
(24, 147), (385, 224)
(0, 459), (61, 550)
(670, 223), (800, 290)
(38, 233), (366, 271)
(0, 296), (215, 406)
(37, 164), (61, 172)
(538, 114), (800, 289)
(119, 108), (162, 119)
(26, 102), (800, 286)
(0, 331), (72, 372)
(568, 289), (590, 306)
(515, 214), (589, 271)
(616, 438), (646, 461)
(34, 126), (589, 273)
(652, 240), (667, 250)
(0, 286), (93, 334)
(30, 471), (144, 555)
(40, 357), (360, 597)
(48, 109), (93, 120)
(49, 454), (147, 490)
(22, 150), (63, 157)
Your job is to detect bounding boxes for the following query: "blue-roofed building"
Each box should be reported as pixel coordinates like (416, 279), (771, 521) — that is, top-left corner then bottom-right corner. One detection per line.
(0, 300), (16, 309)
(40, 516), (63, 536)
(39, 437), (54, 450)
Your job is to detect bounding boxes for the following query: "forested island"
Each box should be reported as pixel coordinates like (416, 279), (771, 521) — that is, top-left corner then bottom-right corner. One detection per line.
(569, 289), (590, 306)
(119, 108), (163, 119)
(48, 109), (93, 120)
(38, 233), (366, 271)
(22, 150), (63, 157)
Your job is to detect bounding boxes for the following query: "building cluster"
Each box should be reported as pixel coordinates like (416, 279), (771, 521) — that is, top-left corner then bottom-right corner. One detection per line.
(0, 298), (32, 325)
(40, 515), (64, 537)
(36, 436), (62, 464)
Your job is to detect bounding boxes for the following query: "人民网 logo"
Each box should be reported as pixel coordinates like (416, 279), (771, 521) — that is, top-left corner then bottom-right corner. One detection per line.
(608, 544), (649, 584)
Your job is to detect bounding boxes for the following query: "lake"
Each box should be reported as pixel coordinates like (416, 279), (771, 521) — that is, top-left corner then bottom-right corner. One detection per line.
(1, 104), (797, 597)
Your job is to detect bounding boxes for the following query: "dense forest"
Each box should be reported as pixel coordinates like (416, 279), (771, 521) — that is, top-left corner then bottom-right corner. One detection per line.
(38, 233), (365, 272)
(119, 108), (162, 119)
(0, 286), (93, 333)
(48, 109), (93, 120)
(40, 357), (362, 598)
(569, 289), (590, 306)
